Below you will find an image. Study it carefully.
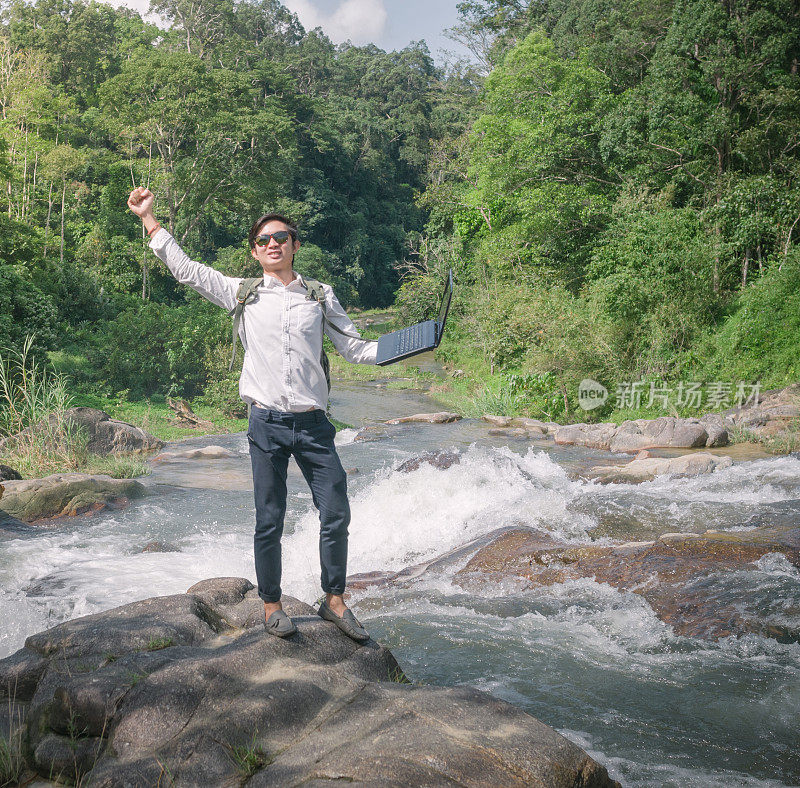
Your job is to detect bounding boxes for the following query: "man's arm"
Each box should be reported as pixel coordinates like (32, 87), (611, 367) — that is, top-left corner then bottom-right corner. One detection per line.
(322, 286), (378, 365)
(127, 187), (240, 312)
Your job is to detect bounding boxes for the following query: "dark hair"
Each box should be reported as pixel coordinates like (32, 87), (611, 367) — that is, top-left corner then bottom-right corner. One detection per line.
(248, 213), (298, 249)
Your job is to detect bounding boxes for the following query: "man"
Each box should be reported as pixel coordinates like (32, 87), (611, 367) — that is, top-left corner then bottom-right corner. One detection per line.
(127, 186), (376, 641)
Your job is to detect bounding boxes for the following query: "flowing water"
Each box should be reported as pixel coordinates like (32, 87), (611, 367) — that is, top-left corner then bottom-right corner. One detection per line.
(2, 378), (800, 786)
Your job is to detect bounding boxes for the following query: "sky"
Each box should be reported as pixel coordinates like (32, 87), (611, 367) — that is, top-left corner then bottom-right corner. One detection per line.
(102, 0), (466, 63)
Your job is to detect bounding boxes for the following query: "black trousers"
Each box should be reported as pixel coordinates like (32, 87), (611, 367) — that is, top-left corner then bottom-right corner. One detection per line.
(247, 407), (350, 603)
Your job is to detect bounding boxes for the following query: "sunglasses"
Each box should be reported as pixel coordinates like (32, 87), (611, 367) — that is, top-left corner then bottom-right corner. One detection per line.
(254, 231), (293, 247)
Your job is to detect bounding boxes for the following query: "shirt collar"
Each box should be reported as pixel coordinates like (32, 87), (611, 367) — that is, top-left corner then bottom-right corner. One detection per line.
(262, 271), (305, 290)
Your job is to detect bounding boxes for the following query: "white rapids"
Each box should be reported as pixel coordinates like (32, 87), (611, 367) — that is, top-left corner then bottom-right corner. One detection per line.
(1, 391), (799, 787)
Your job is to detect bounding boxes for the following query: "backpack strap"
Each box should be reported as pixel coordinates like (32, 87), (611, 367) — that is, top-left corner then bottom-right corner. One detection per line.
(304, 279), (372, 340)
(304, 278), (376, 395)
(228, 277), (263, 371)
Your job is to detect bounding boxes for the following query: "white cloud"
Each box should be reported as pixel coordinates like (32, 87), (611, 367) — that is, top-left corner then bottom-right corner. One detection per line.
(284, 0), (388, 45)
(95, 0), (161, 25)
(95, 0), (388, 46)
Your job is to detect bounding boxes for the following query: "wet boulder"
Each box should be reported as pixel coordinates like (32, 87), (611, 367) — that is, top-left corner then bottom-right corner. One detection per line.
(1, 577), (618, 788)
(484, 415), (550, 434)
(483, 414), (513, 427)
(0, 508), (32, 537)
(554, 416), (730, 453)
(455, 526), (800, 642)
(609, 417), (710, 453)
(589, 451), (733, 483)
(397, 450), (462, 473)
(517, 417), (550, 434)
(0, 473), (146, 522)
(554, 422), (618, 450)
(353, 424), (391, 442)
(386, 411), (462, 424)
(140, 541), (180, 553)
(153, 445), (238, 461)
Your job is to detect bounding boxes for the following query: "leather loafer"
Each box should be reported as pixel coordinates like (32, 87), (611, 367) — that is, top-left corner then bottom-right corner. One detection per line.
(264, 609), (297, 638)
(317, 601), (370, 642)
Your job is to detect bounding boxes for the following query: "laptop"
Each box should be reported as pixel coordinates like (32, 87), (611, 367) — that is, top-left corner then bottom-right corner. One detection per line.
(376, 269), (453, 366)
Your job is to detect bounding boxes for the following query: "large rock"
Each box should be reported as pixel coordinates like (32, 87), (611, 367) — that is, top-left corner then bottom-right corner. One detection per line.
(483, 415), (551, 434)
(554, 416), (727, 453)
(0, 507), (30, 536)
(724, 383), (800, 439)
(385, 411), (462, 424)
(482, 414), (514, 427)
(609, 416), (710, 453)
(1, 578), (618, 787)
(0, 473), (146, 522)
(699, 413), (730, 447)
(554, 422), (618, 450)
(589, 451), (733, 483)
(0, 407), (163, 456)
(456, 526), (800, 641)
(153, 444), (238, 461)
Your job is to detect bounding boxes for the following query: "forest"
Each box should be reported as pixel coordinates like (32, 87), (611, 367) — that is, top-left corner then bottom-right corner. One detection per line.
(1, 0), (799, 430)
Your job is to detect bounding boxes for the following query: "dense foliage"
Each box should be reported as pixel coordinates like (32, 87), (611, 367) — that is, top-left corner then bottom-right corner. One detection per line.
(415, 0), (800, 415)
(0, 0), (466, 399)
(2, 0), (798, 416)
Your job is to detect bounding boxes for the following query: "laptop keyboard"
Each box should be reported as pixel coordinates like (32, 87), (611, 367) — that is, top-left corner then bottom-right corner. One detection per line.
(395, 324), (424, 355)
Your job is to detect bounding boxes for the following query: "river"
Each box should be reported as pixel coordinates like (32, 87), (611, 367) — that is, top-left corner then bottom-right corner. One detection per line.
(2, 377), (800, 787)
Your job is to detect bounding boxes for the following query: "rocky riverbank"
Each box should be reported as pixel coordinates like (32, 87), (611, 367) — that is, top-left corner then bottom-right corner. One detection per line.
(0, 473), (146, 523)
(456, 524), (800, 642)
(0, 407), (163, 459)
(0, 408), (159, 523)
(1, 577), (618, 787)
(478, 383), (800, 454)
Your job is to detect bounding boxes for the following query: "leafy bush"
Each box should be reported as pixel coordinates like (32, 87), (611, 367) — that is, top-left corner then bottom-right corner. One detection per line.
(0, 265), (58, 358)
(693, 250), (800, 387)
(505, 372), (567, 420)
(394, 270), (444, 325)
(199, 374), (246, 417)
(585, 208), (719, 378)
(85, 299), (229, 398)
(471, 281), (619, 387)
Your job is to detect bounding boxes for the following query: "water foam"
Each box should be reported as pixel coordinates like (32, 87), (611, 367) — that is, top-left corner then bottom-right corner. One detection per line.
(628, 454), (800, 504)
(560, 728), (793, 788)
(0, 512), (257, 657)
(335, 428), (359, 446)
(756, 552), (800, 578)
(279, 445), (596, 602)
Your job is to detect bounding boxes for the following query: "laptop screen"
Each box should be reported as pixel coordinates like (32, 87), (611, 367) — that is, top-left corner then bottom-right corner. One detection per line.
(437, 269), (453, 327)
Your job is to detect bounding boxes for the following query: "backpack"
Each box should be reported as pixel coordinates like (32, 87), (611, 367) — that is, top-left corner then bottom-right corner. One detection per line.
(227, 276), (369, 394)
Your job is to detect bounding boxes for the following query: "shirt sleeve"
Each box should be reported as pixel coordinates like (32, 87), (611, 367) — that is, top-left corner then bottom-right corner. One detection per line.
(323, 286), (378, 365)
(149, 227), (240, 312)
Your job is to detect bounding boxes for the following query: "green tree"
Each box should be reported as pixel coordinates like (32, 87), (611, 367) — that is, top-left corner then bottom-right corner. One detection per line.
(466, 30), (615, 286)
(98, 51), (295, 245)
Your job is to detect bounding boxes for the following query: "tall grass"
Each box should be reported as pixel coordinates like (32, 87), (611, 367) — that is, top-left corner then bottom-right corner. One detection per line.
(0, 698), (25, 786)
(0, 336), (88, 477)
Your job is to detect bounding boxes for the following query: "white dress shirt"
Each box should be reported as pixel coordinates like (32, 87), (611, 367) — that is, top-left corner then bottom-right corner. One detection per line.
(149, 228), (378, 412)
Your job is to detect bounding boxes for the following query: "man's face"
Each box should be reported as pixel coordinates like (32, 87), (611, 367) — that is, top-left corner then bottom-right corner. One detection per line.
(250, 220), (301, 277)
